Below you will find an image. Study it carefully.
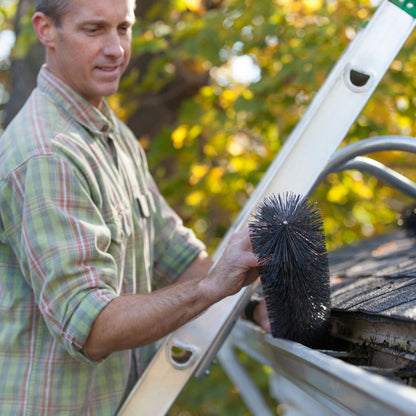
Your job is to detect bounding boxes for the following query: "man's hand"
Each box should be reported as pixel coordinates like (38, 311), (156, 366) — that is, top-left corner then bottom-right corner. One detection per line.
(253, 299), (271, 333)
(201, 229), (259, 302)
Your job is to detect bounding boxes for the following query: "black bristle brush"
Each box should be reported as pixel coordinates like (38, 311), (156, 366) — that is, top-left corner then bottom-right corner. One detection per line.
(249, 192), (331, 347)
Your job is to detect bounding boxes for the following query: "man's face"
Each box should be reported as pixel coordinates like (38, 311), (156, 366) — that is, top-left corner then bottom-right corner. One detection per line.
(48, 0), (135, 108)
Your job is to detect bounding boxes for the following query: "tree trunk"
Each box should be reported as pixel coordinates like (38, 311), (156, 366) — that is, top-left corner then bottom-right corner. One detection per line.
(4, 0), (43, 127)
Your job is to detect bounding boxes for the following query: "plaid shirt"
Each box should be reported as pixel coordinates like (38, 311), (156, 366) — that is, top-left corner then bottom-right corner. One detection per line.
(0, 66), (205, 415)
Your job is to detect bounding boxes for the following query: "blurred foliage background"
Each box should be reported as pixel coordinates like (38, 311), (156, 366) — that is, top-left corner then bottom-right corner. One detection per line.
(1, 0), (416, 413)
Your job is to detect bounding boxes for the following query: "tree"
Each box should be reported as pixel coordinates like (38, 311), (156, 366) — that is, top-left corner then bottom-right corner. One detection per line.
(122, 0), (416, 250)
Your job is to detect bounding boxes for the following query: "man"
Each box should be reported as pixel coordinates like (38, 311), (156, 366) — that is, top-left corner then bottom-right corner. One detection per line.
(0, 0), (269, 414)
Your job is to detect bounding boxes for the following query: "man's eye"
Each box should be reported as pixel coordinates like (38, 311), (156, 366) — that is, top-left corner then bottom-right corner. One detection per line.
(85, 27), (100, 34)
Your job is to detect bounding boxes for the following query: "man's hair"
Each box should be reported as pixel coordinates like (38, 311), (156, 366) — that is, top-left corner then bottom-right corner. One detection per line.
(34, 0), (72, 26)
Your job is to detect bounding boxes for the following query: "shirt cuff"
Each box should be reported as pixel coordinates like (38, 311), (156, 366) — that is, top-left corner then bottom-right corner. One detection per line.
(64, 288), (117, 364)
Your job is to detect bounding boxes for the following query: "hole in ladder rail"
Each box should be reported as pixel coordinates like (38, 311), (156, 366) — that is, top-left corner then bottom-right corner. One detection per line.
(349, 69), (370, 88)
(170, 345), (193, 365)
(167, 340), (199, 369)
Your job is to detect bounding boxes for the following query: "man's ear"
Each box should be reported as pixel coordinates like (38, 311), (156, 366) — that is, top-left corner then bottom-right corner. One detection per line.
(32, 12), (56, 48)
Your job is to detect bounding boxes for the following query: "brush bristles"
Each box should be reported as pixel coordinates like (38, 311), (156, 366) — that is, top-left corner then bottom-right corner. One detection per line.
(249, 192), (331, 347)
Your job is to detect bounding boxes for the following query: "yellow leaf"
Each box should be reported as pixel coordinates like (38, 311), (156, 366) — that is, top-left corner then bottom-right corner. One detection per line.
(396, 115), (412, 135)
(327, 184), (348, 204)
(207, 167), (224, 193)
(143, 30), (154, 41)
(221, 90), (238, 107)
(189, 164), (209, 186)
(230, 157), (258, 173)
(289, 38), (301, 48)
(352, 181), (373, 199)
(203, 144), (217, 156)
(302, 0), (323, 11)
(171, 125), (188, 149)
(185, 191), (204, 206)
(185, 0), (205, 13)
(107, 95), (129, 121)
(242, 89), (254, 100)
(200, 86), (214, 97)
(281, 54), (293, 65)
(357, 8), (369, 19)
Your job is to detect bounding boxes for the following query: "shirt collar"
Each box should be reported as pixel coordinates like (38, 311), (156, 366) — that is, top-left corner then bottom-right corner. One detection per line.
(37, 65), (117, 136)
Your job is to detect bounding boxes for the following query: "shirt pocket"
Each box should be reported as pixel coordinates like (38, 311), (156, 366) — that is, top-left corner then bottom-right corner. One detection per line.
(105, 205), (133, 245)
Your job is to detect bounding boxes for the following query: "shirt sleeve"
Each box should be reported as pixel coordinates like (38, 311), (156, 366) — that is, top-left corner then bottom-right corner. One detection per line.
(2, 154), (119, 363)
(147, 174), (206, 288)
(125, 132), (206, 288)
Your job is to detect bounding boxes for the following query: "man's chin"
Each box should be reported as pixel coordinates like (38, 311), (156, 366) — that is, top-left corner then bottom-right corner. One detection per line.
(98, 84), (121, 99)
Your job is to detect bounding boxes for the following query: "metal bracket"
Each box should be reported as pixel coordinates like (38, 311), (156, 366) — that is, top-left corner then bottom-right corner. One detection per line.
(390, 0), (416, 17)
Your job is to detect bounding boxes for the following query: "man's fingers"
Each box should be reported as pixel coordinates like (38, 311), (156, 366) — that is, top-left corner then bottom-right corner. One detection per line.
(228, 228), (253, 252)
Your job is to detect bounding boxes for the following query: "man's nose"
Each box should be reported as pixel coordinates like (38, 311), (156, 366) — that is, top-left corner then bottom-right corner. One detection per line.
(103, 31), (124, 58)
